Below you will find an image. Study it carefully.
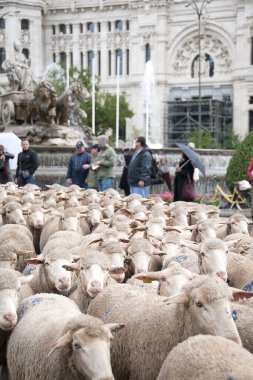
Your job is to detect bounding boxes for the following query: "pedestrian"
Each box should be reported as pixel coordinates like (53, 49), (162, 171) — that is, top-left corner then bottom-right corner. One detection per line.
(119, 148), (133, 196)
(66, 141), (92, 189)
(0, 144), (14, 184)
(95, 135), (117, 192)
(15, 140), (39, 186)
(157, 155), (172, 191)
(173, 152), (194, 202)
(246, 157), (253, 218)
(127, 136), (153, 198)
(85, 144), (100, 190)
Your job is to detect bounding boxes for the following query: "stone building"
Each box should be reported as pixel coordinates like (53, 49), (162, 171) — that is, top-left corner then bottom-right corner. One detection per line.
(0, 0), (253, 146)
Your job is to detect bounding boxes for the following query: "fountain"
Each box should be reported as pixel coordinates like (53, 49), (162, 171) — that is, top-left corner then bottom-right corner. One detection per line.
(141, 60), (162, 148)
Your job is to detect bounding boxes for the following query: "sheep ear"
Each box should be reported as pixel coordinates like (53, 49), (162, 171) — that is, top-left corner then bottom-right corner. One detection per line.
(47, 331), (72, 357)
(163, 293), (188, 305)
(135, 271), (160, 282)
(106, 323), (125, 332)
(230, 287), (253, 301)
(181, 241), (200, 253)
(109, 266), (126, 274)
(25, 257), (44, 265)
(19, 275), (33, 284)
(62, 263), (79, 272)
(120, 238), (130, 243)
(72, 256), (80, 263)
(152, 251), (167, 256)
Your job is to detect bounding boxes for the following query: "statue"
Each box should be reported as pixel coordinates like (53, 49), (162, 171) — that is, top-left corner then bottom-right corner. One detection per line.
(56, 82), (90, 126)
(193, 53), (210, 78)
(2, 42), (35, 91)
(32, 81), (57, 126)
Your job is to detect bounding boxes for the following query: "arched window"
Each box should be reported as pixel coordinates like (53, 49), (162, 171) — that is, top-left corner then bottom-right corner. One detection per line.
(87, 50), (94, 73)
(21, 19), (29, 30)
(115, 20), (123, 31)
(145, 44), (151, 62)
(87, 22), (95, 33)
(59, 24), (66, 34)
(191, 53), (214, 78)
(0, 47), (6, 73)
(60, 51), (66, 66)
(22, 48), (29, 59)
(116, 49), (123, 75)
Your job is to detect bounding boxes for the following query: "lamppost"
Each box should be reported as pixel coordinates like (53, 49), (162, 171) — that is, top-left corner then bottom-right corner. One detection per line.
(182, 0), (213, 148)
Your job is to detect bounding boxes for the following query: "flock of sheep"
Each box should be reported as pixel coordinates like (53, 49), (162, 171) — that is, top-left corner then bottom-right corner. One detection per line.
(1, 181), (253, 379)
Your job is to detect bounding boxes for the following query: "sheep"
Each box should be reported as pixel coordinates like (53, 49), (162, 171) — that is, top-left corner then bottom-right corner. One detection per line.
(135, 261), (197, 297)
(0, 201), (26, 225)
(88, 274), (243, 380)
(229, 235), (253, 261)
(102, 243), (127, 282)
(190, 219), (219, 242)
(64, 249), (122, 313)
(25, 204), (49, 253)
(22, 248), (76, 296)
(40, 207), (82, 251)
(227, 250), (253, 289)
(0, 225), (35, 272)
(42, 230), (84, 255)
(217, 213), (250, 239)
(7, 293), (124, 380)
(0, 268), (32, 367)
(157, 335), (253, 380)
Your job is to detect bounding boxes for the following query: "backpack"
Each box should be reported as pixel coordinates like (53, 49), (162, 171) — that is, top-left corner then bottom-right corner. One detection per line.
(150, 155), (164, 185)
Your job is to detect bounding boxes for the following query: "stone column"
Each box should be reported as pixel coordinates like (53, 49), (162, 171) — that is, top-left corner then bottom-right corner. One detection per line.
(72, 23), (80, 68)
(100, 22), (108, 79)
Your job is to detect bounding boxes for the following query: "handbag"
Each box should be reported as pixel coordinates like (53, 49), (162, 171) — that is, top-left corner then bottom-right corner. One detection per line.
(21, 170), (30, 179)
(181, 175), (194, 201)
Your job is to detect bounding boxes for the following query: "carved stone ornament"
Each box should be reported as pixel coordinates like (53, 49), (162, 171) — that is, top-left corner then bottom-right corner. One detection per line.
(52, 35), (73, 50)
(173, 34), (232, 76)
(107, 32), (129, 49)
(0, 30), (5, 43)
(20, 31), (30, 44)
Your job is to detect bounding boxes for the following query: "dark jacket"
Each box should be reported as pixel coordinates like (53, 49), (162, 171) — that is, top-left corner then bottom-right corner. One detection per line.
(119, 151), (133, 195)
(127, 147), (153, 187)
(174, 159), (194, 202)
(16, 149), (39, 178)
(67, 151), (92, 186)
(0, 151), (14, 184)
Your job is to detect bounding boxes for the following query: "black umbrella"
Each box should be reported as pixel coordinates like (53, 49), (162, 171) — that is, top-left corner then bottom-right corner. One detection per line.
(176, 143), (205, 175)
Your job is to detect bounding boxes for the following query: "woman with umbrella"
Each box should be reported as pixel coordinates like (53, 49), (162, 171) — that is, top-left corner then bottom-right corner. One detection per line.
(174, 151), (195, 202)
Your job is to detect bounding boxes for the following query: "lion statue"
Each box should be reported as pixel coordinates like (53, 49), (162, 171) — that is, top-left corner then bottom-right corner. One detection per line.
(32, 81), (57, 126)
(56, 82), (90, 126)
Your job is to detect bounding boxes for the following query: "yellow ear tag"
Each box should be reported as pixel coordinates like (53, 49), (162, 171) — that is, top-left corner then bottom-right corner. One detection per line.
(143, 278), (152, 284)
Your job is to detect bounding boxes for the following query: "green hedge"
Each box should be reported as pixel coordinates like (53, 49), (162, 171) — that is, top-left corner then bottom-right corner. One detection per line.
(225, 132), (253, 191)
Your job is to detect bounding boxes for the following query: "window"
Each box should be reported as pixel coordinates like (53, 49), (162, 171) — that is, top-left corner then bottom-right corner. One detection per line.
(251, 37), (253, 65)
(70, 52), (73, 67)
(0, 18), (5, 29)
(108, 50), (111, 75)
(53, 53), (56, 63)
(249, 96), (253, 105)
(108, 22), (111, 32)
(22, 48), (29, 59)
(115, 20), (123, 31)
(80, 52), (83, 69)
(60, 51), (66, 66)
(69, 24), (73, 34)
(97, 22), (101, 32)
(98, 50), (101, 76)
(126, 49), (129, 75)
(87, 50), (94, 73)
(52, 25), (56, 35)
(249, 111), (253, 132)
(0, 48), (6, 73)
(21, 19), (29, 30)
(80, 23), (83, 33)
(59, 24), (66, 34)
(223, 94), (231, 103)
(145, 44), (151, 62)
(126, 20), (129, 31)
(116, 49), (123, 75)
(87, 22), (95, 33)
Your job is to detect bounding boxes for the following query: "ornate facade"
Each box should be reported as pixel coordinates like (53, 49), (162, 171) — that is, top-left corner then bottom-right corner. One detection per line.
(0, 0), (253, 146)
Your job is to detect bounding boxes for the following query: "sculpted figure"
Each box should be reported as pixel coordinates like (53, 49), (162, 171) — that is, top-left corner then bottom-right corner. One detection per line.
(2, 42), (35, 91)
(33, 81), (57, 126)
(56, 82), (90, 126)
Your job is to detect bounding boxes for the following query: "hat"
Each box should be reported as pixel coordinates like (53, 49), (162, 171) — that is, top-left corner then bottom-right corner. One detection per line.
(90, 144), (100, 151)
(76, 141), (84, 148)
(188, 142), (195, 150)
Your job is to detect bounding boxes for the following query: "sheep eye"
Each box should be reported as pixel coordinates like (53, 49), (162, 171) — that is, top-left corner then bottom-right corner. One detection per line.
(160, 276), (166, 282)
(201, 252), (205, 257)
(44, 262), (49, 266)
(73, 342), (81, 349)
(194, 300), (203, 308)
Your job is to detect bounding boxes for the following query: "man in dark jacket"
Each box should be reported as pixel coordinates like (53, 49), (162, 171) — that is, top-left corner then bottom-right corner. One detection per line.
(15, 140), (39, 186)
(127, 136), (153, 198)
(66, 141), (91, 189)
(0, 144), (14, 184)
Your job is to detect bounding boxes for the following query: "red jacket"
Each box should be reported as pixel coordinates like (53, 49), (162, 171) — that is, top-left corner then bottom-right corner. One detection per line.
(247, 158), (253, 182)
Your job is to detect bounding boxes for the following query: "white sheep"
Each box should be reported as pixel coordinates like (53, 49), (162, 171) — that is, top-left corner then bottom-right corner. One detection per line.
(88, 274), (243, 380)
(7, 293), (124, 380)
(157, 335), (253, 380)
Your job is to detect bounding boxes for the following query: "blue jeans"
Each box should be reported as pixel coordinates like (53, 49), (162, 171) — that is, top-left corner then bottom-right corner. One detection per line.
(130, 186), (149, 198)
(97, 178), (113, 192)
(18, 174), (36, 187)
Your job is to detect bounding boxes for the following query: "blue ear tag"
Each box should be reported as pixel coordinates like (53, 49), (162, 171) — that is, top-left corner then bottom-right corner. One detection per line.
(231, 310), (238, 321)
